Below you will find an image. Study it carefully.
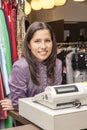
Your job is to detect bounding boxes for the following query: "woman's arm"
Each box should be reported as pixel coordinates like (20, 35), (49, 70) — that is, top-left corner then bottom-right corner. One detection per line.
(9, 59), (29, 111)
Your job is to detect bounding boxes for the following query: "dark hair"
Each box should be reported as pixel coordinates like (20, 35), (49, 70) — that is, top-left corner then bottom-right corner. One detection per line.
(22, 21), (57, 86)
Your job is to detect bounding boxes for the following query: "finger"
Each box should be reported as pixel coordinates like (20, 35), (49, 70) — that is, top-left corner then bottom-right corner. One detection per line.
(2, 106), (14, 111)
(0, 99), (12, 105)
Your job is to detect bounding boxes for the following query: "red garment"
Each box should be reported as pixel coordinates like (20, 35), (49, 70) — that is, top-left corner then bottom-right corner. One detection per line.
(0, 70), (7, 120)
(3, 0), (18, 63)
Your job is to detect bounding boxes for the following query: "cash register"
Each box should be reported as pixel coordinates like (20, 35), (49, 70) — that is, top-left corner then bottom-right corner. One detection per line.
(19, 82), (87, 130)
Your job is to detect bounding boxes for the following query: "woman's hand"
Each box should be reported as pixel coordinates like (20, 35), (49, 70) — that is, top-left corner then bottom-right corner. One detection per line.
(0, 98), (14, 111)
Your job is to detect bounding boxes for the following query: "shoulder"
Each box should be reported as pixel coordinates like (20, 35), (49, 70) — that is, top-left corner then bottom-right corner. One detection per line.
(12, 57), (29, 75)
(56, 58), (62, 66)
(13, 57), (28, 69)
(11, 57), (30, 78)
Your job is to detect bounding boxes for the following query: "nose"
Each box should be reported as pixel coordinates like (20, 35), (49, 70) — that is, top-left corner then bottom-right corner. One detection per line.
(41, 41), (46, 48)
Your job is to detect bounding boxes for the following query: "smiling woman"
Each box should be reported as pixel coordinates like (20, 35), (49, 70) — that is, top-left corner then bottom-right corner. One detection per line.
(0, 22), (62, 116)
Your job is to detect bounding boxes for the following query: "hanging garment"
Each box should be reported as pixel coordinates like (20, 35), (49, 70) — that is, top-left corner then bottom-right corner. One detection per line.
(0, 40), (10, 95)
(57, 49), (72, 84)
(0, 9), (12, 128)
(0, 9), (12, 76)
(0, 69), (8, 120)
(17, 1), (25, 58)
(72, 51), (87, 71)
(73, 70), (87, 83)
(66, 51), (87, 84)
(3, 0), (18, 63)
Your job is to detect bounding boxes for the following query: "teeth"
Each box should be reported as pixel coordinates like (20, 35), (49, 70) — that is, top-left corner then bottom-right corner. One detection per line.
(39, 52), (47, 55)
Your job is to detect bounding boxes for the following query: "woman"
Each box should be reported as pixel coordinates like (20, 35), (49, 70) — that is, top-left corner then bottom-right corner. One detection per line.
(0, 21), (62, 111)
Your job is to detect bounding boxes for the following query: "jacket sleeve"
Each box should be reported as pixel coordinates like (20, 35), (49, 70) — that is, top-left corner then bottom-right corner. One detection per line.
(9, 63), (29, 111)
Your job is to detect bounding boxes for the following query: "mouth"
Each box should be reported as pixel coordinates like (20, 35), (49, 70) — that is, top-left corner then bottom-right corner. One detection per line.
(38, 51), (48, 56)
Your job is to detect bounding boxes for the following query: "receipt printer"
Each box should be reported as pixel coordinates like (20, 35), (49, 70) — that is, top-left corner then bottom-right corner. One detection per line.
(32, 82), (87, 109)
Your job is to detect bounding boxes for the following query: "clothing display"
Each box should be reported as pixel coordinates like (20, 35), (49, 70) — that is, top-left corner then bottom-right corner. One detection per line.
(72, 51), (87, 71)
(0, 2), (14, 128)
(0, 9), (12, 76)
(3, 0), (18, 63)
(57, 43), (87, 84)
(66, 50), (87, 84)
(0, 40), (10, 95)
(0, 0), (24, 128)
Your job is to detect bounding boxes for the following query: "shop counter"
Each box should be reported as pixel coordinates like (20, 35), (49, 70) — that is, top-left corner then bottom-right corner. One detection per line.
(8, 110), (30, 125)
(2, 124), (41, 130)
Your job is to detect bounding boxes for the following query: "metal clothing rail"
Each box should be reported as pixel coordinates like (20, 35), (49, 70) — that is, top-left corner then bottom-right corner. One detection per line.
(57, 42), (87, 52)
(57, 42), (87, 46)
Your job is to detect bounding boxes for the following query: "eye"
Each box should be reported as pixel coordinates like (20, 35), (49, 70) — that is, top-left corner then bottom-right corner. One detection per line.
(34, 39), (41, 43)
(45, 39), (52, 43)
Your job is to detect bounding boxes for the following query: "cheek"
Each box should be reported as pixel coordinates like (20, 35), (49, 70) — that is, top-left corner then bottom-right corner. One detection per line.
(29, 45), (38, 55)
(28, 43), (36, 51)
(48, 44), (53, 52)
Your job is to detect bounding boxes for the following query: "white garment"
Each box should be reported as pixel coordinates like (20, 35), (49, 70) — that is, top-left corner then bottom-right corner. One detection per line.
(66, 51), (75, 84)
(66, 51), (87, 84)
(73, 70), (87, 83)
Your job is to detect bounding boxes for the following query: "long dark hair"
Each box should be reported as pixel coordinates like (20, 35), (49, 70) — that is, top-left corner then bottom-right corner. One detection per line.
(22, 21), (57, 86)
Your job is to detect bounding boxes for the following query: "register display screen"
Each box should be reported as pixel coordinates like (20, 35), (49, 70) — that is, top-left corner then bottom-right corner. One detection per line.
(54, 85), (78, 94)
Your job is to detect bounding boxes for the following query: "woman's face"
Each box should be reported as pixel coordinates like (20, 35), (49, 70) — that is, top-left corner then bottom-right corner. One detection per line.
(28, 29), (53, 62)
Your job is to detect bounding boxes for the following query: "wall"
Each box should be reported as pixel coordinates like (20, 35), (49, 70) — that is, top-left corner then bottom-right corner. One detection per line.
(29, 0), (87, 23)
